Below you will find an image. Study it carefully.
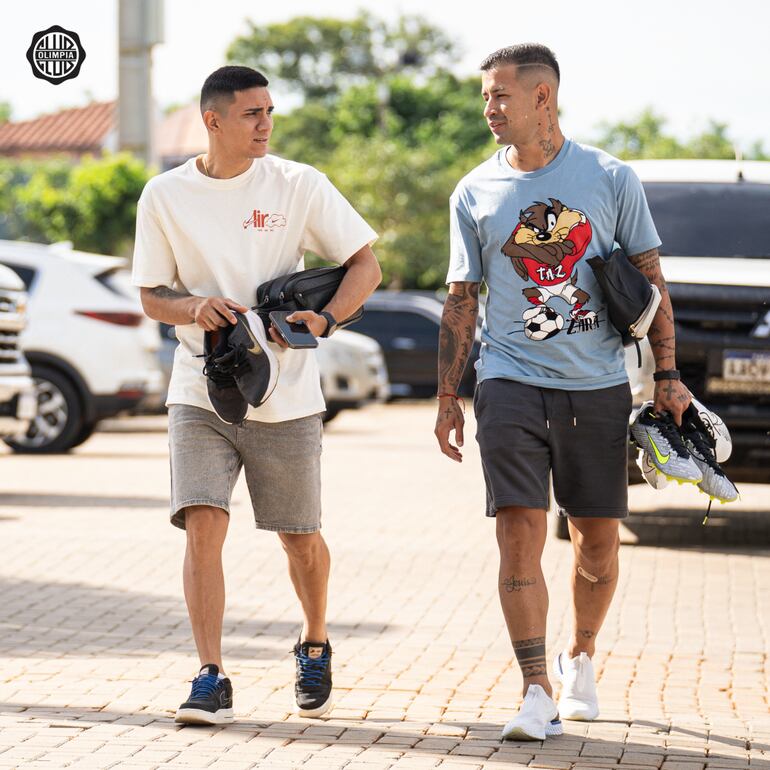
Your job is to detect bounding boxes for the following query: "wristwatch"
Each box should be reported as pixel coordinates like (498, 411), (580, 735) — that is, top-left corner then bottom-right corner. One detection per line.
(320, 310), (338, 337)
(653, 369), (681, 382)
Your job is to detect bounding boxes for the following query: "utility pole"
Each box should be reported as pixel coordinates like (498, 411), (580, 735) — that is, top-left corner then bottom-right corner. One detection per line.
(118, 0), (163, 165)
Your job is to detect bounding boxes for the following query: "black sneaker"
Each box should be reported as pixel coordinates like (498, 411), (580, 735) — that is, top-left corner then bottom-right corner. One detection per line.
(201, 310), (279, 423)
(175, 664), (234, 725)
(201, 326), (248, 424)
(226, 310), (279, 407)
(293, 639), (333, 717)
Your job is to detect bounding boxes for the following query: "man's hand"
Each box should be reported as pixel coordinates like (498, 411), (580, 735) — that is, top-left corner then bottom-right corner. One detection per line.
(190, 296), (248, 331)
(434, 396), (465, 462)
(654, 378), (692, 425)
(268, 310), (327, 348)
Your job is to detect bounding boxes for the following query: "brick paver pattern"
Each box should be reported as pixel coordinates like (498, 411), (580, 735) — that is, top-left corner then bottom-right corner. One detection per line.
(0, 404), (768, 769)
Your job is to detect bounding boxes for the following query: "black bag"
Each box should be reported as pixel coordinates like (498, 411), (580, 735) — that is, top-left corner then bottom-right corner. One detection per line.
(587, 248), (661, 364)
(254, 266), (363, 330)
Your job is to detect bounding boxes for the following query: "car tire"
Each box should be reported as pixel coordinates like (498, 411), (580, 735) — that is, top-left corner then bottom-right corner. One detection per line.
(5, 365), (85, 454)
(70, 420), (98, 448)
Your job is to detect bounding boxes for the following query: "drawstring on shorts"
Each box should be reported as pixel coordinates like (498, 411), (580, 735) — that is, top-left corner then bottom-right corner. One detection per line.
(541, 389), (578, 430)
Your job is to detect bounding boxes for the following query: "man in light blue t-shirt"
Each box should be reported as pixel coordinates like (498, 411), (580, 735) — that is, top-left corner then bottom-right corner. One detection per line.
(434, 43), (691, 742)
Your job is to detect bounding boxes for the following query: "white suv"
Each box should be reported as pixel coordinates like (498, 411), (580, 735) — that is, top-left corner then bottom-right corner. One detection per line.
(0, 241), (164, 453)
(0, 263), (36, 437)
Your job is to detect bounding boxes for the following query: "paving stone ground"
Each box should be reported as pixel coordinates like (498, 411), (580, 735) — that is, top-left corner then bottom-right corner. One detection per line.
(0, 402), (768, 770)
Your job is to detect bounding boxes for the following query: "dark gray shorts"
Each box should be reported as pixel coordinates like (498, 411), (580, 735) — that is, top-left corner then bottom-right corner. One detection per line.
(168, 405), (323, 533)
(474, 378), (633, 519)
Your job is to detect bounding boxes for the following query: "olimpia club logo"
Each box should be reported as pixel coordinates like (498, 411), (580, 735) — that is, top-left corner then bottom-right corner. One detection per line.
(26, 25), (86, 84)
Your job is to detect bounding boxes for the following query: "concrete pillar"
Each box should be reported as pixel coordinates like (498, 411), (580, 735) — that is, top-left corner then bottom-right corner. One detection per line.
(118, 0), (163, 166)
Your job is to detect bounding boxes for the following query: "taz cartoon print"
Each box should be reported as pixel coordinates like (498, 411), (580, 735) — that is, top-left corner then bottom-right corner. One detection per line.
(501, 198), (598, 340)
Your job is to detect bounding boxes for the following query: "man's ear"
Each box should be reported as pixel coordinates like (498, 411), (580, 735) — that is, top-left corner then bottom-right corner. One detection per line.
(203, 109), (219, 132)
(536, 82), (550, 108)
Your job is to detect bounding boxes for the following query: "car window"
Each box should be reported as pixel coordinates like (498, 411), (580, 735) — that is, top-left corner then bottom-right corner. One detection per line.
(358, 308), (439, 345)
(97, 268), (136, 298)
(0, 261), (37, 290)
(355, 309), (393, 339)
(643, 182), (770, 258)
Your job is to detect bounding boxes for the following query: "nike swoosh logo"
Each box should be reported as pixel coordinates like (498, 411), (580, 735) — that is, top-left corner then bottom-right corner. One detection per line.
(244, 326), (263, 356)
(648, 435), (670, 465)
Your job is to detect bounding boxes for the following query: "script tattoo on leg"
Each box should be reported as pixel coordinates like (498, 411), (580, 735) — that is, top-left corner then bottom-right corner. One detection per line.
(513, 636), (547, 678)
(501, 575), (537, 593)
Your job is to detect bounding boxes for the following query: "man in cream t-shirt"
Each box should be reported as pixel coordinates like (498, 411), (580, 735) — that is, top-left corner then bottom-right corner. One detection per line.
(133, 65), (380, 723)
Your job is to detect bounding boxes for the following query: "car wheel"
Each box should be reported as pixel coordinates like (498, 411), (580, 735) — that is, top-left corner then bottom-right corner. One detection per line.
(70, 420), (98, 448)
(5, 366), (84, 454)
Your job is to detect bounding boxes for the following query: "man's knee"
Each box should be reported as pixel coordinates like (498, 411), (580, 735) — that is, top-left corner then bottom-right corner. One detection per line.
(184, 505), (228, 554)
(495, 507), (547, 556)
(571, 521), (619, 567)
(280, 531), (324, 569)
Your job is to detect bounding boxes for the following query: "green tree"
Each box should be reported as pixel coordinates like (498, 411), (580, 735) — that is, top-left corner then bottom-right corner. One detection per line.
(227, 12), (455, 100)
(594, 109), (767, 160)
(594, 109), (685, 159)
(0, 102), (11, 124)
(308, 135), (488, 289)
(10, 153), (151, 255)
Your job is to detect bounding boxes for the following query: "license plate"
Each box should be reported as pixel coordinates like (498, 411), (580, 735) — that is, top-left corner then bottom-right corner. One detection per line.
(723, 350), (770, 382)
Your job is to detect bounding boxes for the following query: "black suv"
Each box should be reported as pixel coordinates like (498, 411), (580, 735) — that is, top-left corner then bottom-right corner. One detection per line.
(356, 291), (481, 397)
(633, 160), (770, 483)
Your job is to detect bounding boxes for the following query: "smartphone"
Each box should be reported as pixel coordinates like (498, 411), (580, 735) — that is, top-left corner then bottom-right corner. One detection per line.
(268, 310), (318, 349)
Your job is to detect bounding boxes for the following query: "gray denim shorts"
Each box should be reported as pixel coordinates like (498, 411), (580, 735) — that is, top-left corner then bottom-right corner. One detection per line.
(474, 378), (633, 519)
(168, 405), (323, 533)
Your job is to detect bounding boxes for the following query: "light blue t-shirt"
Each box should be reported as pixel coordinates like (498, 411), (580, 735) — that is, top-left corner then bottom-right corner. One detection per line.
(448, 140), (661, 391)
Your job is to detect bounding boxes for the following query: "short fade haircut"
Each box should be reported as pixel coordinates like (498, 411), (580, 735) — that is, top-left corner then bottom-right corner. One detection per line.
(480, 43), (560, 83)
(200, 65), (269, 114)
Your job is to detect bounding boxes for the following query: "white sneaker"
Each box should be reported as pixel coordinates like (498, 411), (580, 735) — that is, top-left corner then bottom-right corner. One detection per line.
(553, 650), (600, 721)
(501, 684), (563, 741)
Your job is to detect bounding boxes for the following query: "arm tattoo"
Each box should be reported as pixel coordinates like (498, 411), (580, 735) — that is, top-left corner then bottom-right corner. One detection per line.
(438, 283), (479, 393)
(149, 285), (189, 300)
(628, 248), (677, 370)
(513, 636), (547, 678)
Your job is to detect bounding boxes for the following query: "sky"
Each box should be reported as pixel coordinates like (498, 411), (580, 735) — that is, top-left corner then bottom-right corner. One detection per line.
(3, 0), (769, 152)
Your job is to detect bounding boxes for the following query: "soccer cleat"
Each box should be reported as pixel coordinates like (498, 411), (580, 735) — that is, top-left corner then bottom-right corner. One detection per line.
(554, 651), (600, 721)
(501, 684), (563, 741)
(687, 397), (732, 463)
(630, 404), (702, 485)
(175, 664), (234, 725)
(680, 409), (739, 504)
(201, 310), (279, 422)
(226, 310), (279, 408)
(293, 639), (333, 718)
(636, 448), (669, 490)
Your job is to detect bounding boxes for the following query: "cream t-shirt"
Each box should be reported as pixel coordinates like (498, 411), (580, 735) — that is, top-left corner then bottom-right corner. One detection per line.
(132, 154), (378, 422)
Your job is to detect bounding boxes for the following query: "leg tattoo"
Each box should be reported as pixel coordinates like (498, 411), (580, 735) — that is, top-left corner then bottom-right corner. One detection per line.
(513, 636), (547, 678)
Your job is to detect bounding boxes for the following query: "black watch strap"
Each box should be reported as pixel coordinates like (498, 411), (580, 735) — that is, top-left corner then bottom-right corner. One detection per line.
(320, 310), (338, 337)
(653, 369), (681, 382)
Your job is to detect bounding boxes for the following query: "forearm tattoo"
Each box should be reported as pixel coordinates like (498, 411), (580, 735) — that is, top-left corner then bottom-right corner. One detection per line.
(438, 283), (479, 393)
(628, 248), (677, 370)
(513, 636), (547, 678)
(149, 285), (189, 300)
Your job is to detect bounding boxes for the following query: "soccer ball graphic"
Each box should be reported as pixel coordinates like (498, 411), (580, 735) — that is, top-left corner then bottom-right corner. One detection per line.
(523, 305), (564, 340)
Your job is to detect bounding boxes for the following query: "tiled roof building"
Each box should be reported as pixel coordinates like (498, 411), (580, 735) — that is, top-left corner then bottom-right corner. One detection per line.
(0, 101), (207, 169)
(0, 102), (116, 158)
